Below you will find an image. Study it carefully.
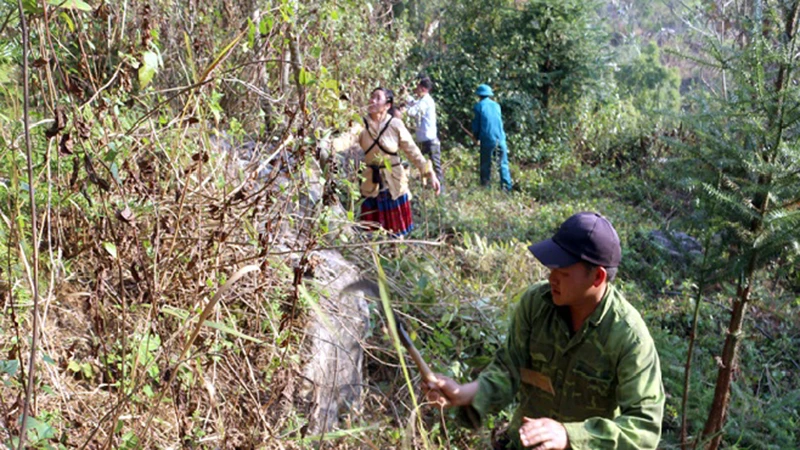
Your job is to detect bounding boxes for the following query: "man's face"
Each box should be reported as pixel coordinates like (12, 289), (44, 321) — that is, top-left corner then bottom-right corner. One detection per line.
(414, 83), (426, 97)
(548, 262), (597, 307)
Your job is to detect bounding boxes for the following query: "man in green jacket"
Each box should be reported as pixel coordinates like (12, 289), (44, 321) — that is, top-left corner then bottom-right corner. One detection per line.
(425, 212), (664, 449)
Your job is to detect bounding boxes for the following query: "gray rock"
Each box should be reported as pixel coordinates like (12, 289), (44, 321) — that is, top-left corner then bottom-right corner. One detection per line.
(648, 230), (703, 260)
(214, 127), (369, 435)
(301, 250), (372, 435)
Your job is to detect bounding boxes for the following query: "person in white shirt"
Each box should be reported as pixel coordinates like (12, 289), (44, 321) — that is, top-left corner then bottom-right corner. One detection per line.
(403, 77), (444, 193)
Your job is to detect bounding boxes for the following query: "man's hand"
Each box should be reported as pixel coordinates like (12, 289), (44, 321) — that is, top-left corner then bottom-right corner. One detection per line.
(423, 376), (477, 407)
(519, 417), (569, 450)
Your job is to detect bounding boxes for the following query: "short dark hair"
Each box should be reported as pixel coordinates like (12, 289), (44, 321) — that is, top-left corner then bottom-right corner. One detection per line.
(417, 77), (434, 92)
(583, 262), (617, 283)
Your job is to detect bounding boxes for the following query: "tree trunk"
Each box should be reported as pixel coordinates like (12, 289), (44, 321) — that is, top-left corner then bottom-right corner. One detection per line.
(700, 216), (763, 449)
(281, 48), (291, 93)
(698, 277), (751, 449)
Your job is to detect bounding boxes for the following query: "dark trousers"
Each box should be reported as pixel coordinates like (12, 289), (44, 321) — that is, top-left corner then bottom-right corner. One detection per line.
(420, 139), (444, 194)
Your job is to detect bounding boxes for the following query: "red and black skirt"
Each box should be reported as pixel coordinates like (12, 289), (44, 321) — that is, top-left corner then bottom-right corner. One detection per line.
(360, 190), (414, 236)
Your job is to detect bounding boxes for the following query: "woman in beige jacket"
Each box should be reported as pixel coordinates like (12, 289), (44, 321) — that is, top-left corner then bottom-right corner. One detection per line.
(359, 87), (440, 236)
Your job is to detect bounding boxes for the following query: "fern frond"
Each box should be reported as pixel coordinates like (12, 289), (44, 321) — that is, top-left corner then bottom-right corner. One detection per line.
(701, 181), (759, 223)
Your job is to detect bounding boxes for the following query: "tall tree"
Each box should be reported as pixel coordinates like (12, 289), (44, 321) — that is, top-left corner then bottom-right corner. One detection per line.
(681, 1), (800, 448)
(411, 0), (608, 141)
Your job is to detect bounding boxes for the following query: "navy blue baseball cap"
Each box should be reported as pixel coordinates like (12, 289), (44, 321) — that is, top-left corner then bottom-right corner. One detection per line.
(528, 212), (621, 269)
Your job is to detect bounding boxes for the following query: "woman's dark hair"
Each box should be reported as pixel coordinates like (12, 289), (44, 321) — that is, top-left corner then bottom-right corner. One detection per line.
(388, 100), (406, 118)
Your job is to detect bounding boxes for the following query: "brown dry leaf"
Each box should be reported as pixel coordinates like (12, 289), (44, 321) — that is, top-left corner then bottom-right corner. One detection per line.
(46, 106), (68, 138)
(93, 2), (109, 19)
(116, 206), (135, 225)
(83, 154), (111, 192)
(66, 76), (83, 96)
(75, 117), (91, 140)
(32, 57), (49, 68)
(59, 133), (74, 155)
(303, 254), (322, 277)
(69, 156), (81, 188)
(191, 152), (209, 163)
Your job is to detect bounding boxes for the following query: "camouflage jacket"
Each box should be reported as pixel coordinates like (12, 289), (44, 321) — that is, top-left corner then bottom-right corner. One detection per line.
(461, 282), (664, 449)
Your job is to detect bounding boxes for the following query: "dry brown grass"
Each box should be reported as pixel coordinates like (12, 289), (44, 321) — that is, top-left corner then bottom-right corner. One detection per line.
(1, 120), (334, 448)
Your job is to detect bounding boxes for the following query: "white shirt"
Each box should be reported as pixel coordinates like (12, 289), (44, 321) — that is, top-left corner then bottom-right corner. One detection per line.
(406, 93), (438, 143)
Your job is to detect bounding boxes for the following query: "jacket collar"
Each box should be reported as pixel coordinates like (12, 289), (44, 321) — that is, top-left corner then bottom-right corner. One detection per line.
(544, 282), (615, 331)
(588, 283), (615, 327)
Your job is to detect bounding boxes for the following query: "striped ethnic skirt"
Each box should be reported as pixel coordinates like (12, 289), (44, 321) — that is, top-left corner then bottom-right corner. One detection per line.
(360, 190), (414, 237)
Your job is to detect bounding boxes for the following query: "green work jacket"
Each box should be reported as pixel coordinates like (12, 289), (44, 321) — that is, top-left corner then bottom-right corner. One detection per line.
(462, 282), (664, 449)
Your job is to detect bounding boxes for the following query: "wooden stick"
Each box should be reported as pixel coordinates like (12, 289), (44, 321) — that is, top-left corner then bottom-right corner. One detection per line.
(397, 322), (437, 383)
(459, 121), (476, 142)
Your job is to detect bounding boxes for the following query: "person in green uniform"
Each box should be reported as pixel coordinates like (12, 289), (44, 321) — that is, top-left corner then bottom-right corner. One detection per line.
(425, 212), (664, 450)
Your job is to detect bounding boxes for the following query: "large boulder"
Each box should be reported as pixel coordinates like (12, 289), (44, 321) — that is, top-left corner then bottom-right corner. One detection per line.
(213, 127), (372, 436)
(300, 250), (373, 435)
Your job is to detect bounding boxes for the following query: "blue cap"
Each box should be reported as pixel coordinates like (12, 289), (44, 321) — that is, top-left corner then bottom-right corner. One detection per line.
(528, 212), (621, 269)
(475, 84), (494, 97)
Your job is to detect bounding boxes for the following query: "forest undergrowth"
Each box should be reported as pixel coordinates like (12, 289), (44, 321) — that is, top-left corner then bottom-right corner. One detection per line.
(2, 0), (799, 449)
